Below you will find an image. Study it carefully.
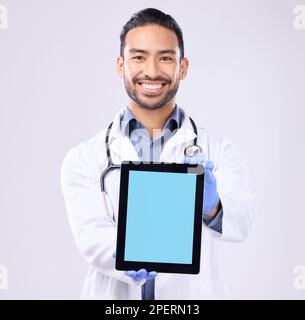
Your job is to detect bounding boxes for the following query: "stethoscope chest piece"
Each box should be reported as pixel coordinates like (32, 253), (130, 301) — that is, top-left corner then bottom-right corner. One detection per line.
(184, 144), (202, 157)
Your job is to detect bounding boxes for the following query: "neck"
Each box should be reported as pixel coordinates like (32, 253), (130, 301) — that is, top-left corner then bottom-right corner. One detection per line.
(128, 99), (176, 138)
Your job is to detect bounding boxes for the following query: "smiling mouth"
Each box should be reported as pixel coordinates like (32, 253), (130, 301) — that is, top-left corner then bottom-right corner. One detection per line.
(136, 81), (168, 94)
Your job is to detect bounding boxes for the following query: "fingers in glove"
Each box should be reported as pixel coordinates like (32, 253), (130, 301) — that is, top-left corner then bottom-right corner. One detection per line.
(134, 269), (147, 282)
(125, 270), (136, 278)
(147, 271), (158, 280)
(204, 160), (214, 171)
(204, 168), (216, 185)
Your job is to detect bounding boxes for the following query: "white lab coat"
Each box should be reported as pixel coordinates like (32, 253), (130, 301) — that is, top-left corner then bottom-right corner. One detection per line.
(60, 107), (256, 300)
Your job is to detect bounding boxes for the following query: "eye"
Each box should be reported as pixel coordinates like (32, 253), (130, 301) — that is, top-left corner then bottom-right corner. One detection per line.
(160, 56), (173, 62)
(132, 56), (145, 61)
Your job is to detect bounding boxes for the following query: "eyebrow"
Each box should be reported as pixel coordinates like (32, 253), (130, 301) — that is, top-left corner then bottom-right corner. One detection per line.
(128, 48), (177, 55)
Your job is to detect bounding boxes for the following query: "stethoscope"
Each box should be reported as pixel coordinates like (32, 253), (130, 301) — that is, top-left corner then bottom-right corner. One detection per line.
(100, 116), (204, 225)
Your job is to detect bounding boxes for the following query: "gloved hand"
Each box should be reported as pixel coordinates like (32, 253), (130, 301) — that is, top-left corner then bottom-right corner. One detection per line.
(184, 153), (220, 214)
(112, 251), (158, 282)
(125, 269), (158, 281)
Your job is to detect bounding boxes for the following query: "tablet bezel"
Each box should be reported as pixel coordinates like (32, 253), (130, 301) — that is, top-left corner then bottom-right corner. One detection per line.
(115, 161), (204, 274)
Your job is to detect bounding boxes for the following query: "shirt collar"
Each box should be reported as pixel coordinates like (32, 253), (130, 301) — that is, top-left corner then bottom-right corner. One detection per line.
(121, 104), (182, 138)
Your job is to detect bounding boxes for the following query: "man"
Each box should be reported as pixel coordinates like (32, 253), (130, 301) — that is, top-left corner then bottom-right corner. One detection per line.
(61, 8), (255, 299)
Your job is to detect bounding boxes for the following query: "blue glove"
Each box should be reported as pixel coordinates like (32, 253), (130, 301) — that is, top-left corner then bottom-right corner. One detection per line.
(184, 153), (220, 214)
(125, 269), (158, 281)
(112, 251), (158, 282)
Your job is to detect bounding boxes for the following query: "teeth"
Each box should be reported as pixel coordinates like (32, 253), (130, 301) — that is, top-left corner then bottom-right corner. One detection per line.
(141, 83), (163, 90)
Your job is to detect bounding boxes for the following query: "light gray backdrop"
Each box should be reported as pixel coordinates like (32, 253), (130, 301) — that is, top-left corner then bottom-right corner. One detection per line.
(0, 0), (305, 299)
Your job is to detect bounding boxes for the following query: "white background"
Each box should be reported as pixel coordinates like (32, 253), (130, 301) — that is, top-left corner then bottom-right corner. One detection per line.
(0, 0), (305, 299)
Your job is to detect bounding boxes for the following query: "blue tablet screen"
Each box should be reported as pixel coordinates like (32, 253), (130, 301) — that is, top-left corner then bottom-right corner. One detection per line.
(124, 170), (197, 264)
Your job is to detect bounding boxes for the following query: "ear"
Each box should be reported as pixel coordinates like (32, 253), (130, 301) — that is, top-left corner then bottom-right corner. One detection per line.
(116, 56), (124, 78)
(179, 57), (189, 80)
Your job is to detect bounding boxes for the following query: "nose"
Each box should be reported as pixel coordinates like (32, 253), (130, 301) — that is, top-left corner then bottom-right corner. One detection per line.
(143, 58), (160, 78)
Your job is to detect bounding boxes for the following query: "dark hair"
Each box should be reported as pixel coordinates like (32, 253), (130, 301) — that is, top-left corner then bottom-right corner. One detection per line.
(120, 8), (184, 60)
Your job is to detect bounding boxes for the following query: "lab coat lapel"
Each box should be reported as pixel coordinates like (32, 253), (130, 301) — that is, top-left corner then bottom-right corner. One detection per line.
(107, 108), (139, 163)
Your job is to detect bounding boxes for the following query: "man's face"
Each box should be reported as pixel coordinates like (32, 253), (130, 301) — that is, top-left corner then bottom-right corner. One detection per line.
(117, 24), (188, 110)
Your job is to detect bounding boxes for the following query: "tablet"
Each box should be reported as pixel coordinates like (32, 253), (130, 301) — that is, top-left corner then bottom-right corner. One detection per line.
(115, 161), (204, 274)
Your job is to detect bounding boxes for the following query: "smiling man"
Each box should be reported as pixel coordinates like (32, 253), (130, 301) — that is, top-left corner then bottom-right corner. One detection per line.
(119, 22), (186, 109)
(117, 19), (188, 140)
(61, 8), (256, 300)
